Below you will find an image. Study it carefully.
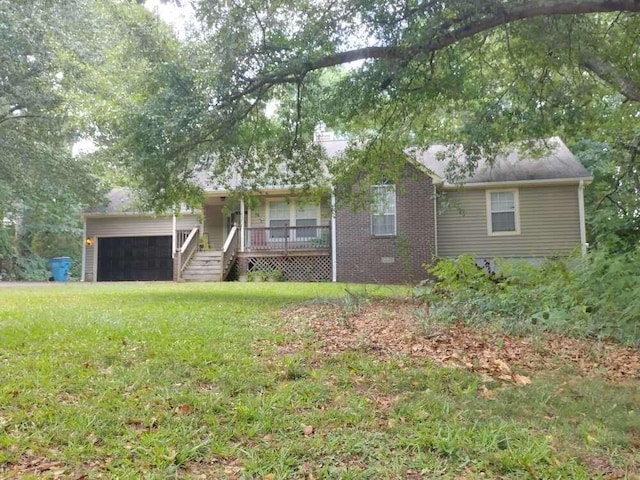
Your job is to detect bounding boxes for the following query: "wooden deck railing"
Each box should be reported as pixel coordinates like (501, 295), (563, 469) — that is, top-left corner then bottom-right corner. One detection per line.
(176, 229), (192, 250)
(221, 225), (239, 280)
(176, 227), (199, 280)
(244, 225), (330, 253)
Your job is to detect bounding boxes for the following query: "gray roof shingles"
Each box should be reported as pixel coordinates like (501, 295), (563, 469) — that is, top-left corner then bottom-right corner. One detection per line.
(415, 137), (592, 185)
(89, 137), (590, 214)
(84, 188), (195, 216)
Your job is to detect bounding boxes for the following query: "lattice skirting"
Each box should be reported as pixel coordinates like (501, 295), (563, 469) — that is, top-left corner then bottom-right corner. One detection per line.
(236, 255), (332, 282)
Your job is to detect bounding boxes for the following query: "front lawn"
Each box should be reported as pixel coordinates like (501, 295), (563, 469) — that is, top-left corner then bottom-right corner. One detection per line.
(0, 283), (638, 479)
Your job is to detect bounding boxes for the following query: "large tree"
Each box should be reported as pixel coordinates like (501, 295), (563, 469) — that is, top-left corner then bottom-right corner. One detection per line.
(0, 0), (176, 278)
(106, 1), (640, 249)
(118, 0), (640, 193)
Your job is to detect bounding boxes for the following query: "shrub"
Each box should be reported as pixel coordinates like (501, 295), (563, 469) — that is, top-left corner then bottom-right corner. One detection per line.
(573, 247), (640, 343)
(416, 251), (640, 345)
(248, 270), (268, 281)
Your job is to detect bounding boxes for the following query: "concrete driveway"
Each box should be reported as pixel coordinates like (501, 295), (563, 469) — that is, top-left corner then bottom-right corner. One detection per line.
(0, 281), (64, 287)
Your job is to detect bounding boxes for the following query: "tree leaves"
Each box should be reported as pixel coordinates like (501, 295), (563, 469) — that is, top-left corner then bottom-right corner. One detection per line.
(109, 0), (640, 211)
(0, 0), (175, 276)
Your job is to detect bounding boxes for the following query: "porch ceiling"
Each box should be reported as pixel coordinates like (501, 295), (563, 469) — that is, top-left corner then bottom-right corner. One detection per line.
(203, 189), (304, 206)
(203, 194), (228, 206)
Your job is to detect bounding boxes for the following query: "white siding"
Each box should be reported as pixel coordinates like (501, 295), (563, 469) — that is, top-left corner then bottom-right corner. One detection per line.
(204, 205), (224, 248)
(176, 214), (199, 231)
(86, 216), (173, 237)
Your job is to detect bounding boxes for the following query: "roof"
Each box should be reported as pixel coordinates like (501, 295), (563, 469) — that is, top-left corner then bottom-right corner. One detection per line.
(88, 137), (590, 215)
(83, 188), (196, 216)
(415, 137), (592, 186)
(192, 143), (341, 192)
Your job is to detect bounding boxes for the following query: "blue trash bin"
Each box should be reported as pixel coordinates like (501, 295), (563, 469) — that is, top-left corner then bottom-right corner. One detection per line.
(48, 257), (72, 282)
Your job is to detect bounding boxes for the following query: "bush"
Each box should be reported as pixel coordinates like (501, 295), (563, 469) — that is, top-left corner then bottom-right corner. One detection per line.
(0, 225), (81, 281)
(14, 254), (49, 281)
(416, 251), (640, 345)
(0, 227), (50, 281)
(573, 247), (640, 342)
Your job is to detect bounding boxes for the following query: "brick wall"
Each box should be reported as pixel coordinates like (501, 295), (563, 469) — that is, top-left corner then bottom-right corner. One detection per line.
(335, 163), (436, 284)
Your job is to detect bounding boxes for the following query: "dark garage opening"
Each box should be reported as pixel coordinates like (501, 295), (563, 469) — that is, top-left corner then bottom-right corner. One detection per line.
(97, 236), (173, 281)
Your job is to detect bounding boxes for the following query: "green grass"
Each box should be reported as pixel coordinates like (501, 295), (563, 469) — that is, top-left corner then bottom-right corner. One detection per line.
(0, 282), (638, 479)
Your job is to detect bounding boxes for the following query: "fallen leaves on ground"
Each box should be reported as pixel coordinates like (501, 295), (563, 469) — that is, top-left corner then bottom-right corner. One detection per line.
(181, 456), (244, 480)
(0, 457), (74, 479)
(282, 298), (640, 384)
(583, 455), (640, 479)
(173, 403), (192, 415)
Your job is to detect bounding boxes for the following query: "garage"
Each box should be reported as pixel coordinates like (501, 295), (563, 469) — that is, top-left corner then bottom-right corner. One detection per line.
(97, 236), (173, 281)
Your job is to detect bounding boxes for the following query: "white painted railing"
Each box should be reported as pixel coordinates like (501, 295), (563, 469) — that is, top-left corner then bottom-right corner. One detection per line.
(176, 227), (199, 280)
(176, 229), (192, 250)
(221, 225), (239, 281)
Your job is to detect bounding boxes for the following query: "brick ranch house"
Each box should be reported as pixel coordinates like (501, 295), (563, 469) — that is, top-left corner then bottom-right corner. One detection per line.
(81, 137), (592, 283)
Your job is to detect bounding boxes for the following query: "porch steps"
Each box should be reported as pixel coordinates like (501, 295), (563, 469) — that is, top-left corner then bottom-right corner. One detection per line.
(181, 251), (222, 281)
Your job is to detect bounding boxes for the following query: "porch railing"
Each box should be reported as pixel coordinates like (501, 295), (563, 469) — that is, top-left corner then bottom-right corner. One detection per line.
(176, 226), (199, 280)
(244, 225), (330, 253)
(221, 224), (239, 280)
(176, 229), (192, 250)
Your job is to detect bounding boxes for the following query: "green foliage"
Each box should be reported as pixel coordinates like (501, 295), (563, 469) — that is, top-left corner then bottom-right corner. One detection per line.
(572, 139), (640, 250)
(0, 226), (50, 281)
(266, 269), (283, 281)
(30, 229), (82, 279)
(573, 247), (640, 342)
(248, 270), (270, 281)
(112, 0), (640, 217)
(429, 254), (493, 292)
(417, 252), (640, 344)
(12, 254), (49, 281)
(0, 0), (108, 216)
(249, 268), (284, 282)
(0, 1), (178, 277)
(0, 226), (18, 279)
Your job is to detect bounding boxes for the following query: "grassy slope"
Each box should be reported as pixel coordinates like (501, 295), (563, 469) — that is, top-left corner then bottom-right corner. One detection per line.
(0, 283), (637, 479)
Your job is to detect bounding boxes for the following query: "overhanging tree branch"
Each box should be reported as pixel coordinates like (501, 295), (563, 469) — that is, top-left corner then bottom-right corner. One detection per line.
(0, 114), (42, 125)
(234, 0), (640, 99)
(580, 56), (640, 103)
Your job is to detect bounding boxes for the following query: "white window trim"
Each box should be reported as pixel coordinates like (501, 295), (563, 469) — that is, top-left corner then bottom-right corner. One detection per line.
(264, 198), (321, 230)
(486, 188), (521, 236)
(371, 183), (397, 237)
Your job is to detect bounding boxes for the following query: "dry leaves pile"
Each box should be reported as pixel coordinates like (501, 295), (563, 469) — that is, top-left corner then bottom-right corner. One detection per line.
(282, 298), (640, 384)
(1, 458), (69, 479)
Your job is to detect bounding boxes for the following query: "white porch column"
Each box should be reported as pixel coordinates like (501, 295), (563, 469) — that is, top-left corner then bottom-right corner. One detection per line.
(240, 197), (245, 252)
(578, 180), (587, 256)
(331, 189), (337, 282)
(433, 191), (438, 258)
(81, 217), (87, 282)
(171, 214), (177, 258)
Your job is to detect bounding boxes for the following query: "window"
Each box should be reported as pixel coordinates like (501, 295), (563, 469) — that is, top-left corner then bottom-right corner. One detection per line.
(371, 183), (396, 236)
(295, 203), (317, 238)
(267, 200), (319, 239)
(487, 189), (520, 235)
(269, 201), (289, 239)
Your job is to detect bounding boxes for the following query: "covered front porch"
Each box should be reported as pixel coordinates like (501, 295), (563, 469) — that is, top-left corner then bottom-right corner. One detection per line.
(174, 193), (333, 281)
